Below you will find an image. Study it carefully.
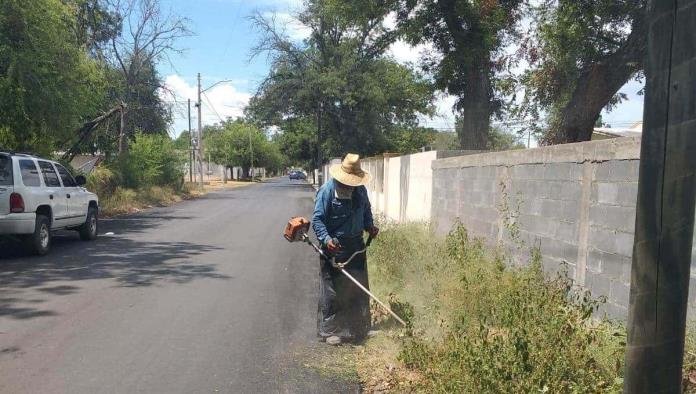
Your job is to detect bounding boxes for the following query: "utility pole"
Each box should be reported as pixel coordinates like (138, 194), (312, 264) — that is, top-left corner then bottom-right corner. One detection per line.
(316, 101), (322, 185)
(197, 73), (204, 187)
(248, 127), (254, 179)
(188, 99), (193, 183)
(193, 75), (235, 184)
(623, 1), (696, 392)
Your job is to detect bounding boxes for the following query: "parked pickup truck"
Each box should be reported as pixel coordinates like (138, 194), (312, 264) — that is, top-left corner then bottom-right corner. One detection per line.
(0, 152), (99, 255)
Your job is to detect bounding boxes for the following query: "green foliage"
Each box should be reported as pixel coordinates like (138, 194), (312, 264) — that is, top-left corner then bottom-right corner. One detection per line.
(248, 0), (435, 164)
(388, 126), (436, 155)
(0, 0), (182, 158)
(86, 165), (120, 197)
(270, 118), (317, 169)
(205, 119), (286, 173)
(118, 132), (183, 188)
(429, 131), (459, 151)
(0, 0), (106, 155)
(173, 130), (192, 151)
(368, 223), (626, 392)
(514, 0), (646, 143)
(487, 126), (526, 151)
(397, 0), (524, 149)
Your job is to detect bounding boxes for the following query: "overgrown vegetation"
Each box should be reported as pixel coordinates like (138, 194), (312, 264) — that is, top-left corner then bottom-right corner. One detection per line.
(360, 223), (632, 392)
(85, 133), (188, 216)
(204, 119), (285, 176)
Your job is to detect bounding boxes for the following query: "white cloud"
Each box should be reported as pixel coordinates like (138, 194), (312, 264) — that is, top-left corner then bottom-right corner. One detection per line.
(263, 11), (311, 41)
(388, 39), (433, 65)
(419, 94), (457, 131)
(383, 12), (398, 30)
(255, 0), (304, 10)
(161, 74), (252, 137)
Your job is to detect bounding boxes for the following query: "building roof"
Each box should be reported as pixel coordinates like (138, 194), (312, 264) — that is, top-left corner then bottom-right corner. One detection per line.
(592, 121), (643, 140)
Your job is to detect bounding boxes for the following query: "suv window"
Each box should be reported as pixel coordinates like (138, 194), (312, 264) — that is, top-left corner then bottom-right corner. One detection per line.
(0, 155), (11, 186)
(19, 159), (41, 187)
(55, 164), (76, 187)
(38, 161), (61, 187)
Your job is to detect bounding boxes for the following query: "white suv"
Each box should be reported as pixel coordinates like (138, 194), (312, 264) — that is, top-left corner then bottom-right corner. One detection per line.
(0, 152), (99, 255)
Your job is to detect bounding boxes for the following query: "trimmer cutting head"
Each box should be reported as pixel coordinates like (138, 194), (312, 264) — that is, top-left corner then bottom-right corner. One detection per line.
(284, 216), (311, 242)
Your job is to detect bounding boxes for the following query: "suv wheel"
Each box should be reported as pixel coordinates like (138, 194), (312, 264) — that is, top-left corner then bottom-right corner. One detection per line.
(79, 207), (98, 241)
(23, 214), (51, 255)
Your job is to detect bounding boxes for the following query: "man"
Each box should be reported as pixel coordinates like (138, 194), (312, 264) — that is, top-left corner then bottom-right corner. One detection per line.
(312, 153), (379, 346)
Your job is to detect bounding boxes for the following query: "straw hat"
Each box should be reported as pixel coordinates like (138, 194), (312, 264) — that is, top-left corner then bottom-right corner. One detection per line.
(330, 153), (370, 187)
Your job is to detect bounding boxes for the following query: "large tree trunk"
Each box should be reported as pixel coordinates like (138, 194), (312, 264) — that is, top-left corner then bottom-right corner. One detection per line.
(548, 15), (646, 144)
(437, 0), (494, 150)
(458, 64), (492, 150)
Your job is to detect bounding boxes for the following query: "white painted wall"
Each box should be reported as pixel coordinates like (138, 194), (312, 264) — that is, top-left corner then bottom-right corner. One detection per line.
(385, 156), (402, 221)
(405, 150), (438, 222)
(319, 151), (442, 223)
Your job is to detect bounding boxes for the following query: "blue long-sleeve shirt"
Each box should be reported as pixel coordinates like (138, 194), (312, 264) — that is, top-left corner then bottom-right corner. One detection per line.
(312, 179), (374, 246)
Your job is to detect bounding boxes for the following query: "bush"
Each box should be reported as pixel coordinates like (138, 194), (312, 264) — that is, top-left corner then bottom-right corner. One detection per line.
(119, 132), (183, 189)
(86, 166), (121, 197)
(368, 223), (626, 393)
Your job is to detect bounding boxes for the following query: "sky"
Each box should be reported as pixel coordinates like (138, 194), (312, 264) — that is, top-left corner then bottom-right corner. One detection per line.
(159, 0), (645, 141)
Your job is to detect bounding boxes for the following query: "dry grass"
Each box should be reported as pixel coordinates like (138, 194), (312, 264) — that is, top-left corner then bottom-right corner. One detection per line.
(343, 223), (625, 393)
(98, 180), (249, 217)
(343, 223), (696, 393)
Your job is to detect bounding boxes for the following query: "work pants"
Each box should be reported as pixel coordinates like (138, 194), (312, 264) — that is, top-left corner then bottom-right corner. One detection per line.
(317, 235), (370, 341)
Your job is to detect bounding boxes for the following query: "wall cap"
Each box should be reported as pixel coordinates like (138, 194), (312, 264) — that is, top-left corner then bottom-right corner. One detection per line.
(432, 137), (641, 169)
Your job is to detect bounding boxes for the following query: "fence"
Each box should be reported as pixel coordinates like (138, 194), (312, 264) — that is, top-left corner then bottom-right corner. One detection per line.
(185, 164), (266, 182)
(321, 138), (696, 319)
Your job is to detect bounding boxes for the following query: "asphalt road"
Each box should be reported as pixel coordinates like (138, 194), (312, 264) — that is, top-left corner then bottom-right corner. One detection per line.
(0, 178), (358, 393)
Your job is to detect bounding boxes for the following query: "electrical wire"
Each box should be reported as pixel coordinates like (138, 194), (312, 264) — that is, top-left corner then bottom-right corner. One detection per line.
(202, 92), (225, 123)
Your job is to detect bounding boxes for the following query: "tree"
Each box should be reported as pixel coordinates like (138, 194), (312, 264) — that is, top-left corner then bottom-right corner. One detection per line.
(107, 0), (191, 153)
(389, 126), (436, 154)
(517, 0), (646, 144)
(70, 0), (121, 60)
(173, 130), (192, 151)
(487, 126), (525, 151)
(397, 0), (524, 149)
(248, 0), (434, 167)
(269, 118), (317, 169)
(205, 120), (285, 177)
(119, 131), (183, 188)
(0, 0), (106, 155)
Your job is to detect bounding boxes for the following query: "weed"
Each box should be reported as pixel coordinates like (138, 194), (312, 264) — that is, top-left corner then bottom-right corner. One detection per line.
(364, 222), (627, 393)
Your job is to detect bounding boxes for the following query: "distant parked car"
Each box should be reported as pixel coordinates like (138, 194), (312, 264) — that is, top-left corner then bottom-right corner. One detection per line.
(0, 152), (99, 255)
(289, 171), (306, 180)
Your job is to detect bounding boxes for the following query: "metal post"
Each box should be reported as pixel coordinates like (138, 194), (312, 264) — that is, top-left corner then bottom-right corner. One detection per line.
(316, 102), (322, 185)
(249, 126), (254, 179)
(197, 73), (204, 187)
(624, 1), (696, 392)
(188, 99), (193, 183)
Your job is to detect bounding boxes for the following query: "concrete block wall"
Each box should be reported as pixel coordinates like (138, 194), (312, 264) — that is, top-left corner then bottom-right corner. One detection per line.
(318, 140), (696, 319)
(431, 137), (658, 319)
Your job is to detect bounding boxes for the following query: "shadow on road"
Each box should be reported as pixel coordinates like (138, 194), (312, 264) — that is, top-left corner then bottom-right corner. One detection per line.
(0, 231), (230, 320)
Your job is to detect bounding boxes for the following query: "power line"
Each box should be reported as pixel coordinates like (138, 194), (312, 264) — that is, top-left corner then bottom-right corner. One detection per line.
(202, 92), (225, 123)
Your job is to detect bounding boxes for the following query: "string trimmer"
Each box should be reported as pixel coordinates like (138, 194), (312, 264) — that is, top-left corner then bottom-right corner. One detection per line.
(284, 217), (407, 327)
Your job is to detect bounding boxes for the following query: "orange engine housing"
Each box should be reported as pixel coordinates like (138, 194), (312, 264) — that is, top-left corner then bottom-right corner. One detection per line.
(284, 216), (310, 242)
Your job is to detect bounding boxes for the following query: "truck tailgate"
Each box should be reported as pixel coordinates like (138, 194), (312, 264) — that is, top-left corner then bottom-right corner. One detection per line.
(0, 154), (12, 215)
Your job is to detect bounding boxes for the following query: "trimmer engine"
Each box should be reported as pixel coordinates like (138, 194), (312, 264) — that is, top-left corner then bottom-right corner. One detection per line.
(284, 216), (311, 242)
